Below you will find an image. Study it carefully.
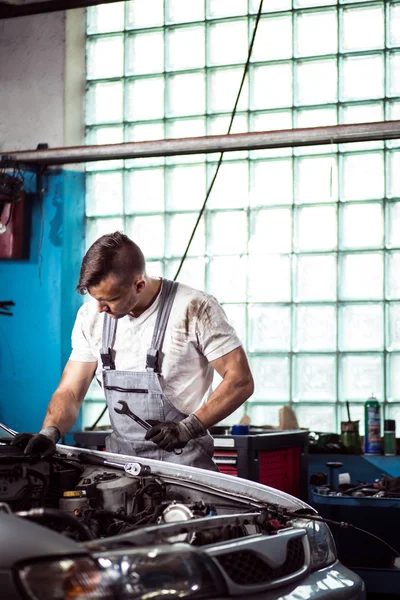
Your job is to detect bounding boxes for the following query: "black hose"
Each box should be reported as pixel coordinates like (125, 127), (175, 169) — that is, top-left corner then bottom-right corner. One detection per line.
(147, 504), (164, 524)
(114, 507), (161, 534)
(16, 508), (94, 541)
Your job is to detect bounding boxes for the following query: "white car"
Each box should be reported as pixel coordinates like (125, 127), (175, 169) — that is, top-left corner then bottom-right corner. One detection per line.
(0, 424), (365, 600)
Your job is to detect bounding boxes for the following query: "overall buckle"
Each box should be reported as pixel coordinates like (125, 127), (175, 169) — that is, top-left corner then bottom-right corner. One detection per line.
(146, 349), (159, 372)
(101, 349), (115, 370)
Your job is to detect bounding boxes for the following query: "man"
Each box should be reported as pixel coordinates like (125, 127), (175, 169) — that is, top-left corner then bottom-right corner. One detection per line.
(12, 232), (254, 471)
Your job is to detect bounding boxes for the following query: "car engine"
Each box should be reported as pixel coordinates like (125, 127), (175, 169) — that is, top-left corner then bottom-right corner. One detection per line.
(0, 439), (292, 545)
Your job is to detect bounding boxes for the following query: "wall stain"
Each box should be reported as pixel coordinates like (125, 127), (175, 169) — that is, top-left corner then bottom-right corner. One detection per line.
(49, 181), (63, 247)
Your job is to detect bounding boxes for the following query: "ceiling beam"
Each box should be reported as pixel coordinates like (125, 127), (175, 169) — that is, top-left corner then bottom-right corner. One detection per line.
(0, 0), (123, 19)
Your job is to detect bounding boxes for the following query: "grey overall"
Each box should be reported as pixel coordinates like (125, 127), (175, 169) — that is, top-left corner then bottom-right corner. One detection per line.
(101, 279), (219, 471)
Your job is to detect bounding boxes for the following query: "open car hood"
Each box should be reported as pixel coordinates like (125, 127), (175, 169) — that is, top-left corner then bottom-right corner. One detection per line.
(0, 424), (334, 600)
(63, 444), (310, 512)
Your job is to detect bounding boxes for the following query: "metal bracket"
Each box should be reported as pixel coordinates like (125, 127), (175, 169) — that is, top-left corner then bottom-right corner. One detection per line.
(0, 301), (15, 317)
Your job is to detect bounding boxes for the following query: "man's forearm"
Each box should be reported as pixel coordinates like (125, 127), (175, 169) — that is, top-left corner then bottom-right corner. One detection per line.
(42, 389), (82, 437)
(195, 374), (253, 429)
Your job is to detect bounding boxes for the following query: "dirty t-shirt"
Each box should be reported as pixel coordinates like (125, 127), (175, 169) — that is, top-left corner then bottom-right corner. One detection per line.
(69, 281), (242, 415)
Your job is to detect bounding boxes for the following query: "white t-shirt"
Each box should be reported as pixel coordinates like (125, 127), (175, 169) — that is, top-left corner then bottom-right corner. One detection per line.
(69, 282), (242, 414)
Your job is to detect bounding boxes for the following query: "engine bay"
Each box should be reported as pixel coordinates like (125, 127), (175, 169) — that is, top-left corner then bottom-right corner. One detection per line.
(0, 437), (344, 599)
(0, 439), (293, 546)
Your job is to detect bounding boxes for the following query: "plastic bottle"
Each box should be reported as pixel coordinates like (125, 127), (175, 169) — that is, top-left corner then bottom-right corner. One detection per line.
(364, 395), (382, 455)
(384, 419), (396, 456)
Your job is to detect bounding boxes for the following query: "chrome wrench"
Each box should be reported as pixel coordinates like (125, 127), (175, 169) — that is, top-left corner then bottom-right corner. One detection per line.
(114, 400), (183, 455)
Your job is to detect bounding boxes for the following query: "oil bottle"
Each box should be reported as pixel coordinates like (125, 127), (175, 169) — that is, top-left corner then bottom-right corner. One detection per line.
(364, 395), (382, 455)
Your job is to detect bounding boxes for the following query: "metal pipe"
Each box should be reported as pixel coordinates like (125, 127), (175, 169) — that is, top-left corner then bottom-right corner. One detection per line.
(3, 121), (400, 166)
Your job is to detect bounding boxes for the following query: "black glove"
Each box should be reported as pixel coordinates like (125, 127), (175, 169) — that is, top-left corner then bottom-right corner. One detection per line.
(145, 414), (205, 452)
(11, 426), (60, 458)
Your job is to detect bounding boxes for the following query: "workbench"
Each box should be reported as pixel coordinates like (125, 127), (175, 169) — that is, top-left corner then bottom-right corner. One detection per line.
(308, 453), (400, 596)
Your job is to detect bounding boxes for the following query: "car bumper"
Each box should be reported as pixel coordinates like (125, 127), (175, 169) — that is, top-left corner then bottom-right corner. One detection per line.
(211, 561), (366, 600)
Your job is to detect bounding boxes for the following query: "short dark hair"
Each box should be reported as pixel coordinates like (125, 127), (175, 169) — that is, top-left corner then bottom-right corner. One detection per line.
(77, 231), (146, 294)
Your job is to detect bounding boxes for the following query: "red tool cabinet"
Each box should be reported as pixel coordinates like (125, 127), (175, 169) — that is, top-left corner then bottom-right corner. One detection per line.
(213, 430), (308, 500)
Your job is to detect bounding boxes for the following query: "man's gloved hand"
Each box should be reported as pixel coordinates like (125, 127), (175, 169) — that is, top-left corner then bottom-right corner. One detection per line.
(145, 414), (205, 452)
(11, 426), (60, 458)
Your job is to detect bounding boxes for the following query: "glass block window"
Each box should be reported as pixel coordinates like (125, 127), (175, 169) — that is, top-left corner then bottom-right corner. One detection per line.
(85, 0), (400, 435)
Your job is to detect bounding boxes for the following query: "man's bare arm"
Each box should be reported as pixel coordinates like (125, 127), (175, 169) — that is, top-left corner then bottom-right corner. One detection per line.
(42, 360), (97, 436)
(194, 347), (254, 429)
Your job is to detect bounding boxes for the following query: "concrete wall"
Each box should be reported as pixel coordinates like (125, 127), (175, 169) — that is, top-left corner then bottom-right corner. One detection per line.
(0, 12), (65, 152)
(0, 11), (86, 434)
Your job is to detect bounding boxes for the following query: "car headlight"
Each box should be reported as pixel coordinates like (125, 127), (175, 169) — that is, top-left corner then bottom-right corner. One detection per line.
(292, 518), (337, 571)
(96, 544), (226, 599)
(18, 556), (109, 600)
(17, 545), (226, 600)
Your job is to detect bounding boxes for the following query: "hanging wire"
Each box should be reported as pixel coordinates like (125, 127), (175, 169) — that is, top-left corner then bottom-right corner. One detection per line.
(89, 0), (265, 431)
(173, 0), (265, 281)
(268, 503), (400, 561)
(300, 512), (400, 560)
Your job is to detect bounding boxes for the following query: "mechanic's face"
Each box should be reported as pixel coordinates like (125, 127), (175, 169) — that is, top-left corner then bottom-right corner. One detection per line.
(89, 274), (145, 319)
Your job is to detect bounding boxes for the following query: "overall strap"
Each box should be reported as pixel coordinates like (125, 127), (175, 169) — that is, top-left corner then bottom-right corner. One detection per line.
(100, 313), (117, 370)
(146, 279), (179, 372)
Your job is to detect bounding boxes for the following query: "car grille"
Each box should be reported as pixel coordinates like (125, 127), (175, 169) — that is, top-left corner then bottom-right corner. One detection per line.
(215, 537), (305, 586)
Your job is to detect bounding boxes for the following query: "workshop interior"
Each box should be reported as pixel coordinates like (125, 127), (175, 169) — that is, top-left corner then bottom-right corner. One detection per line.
(2, 1), (400, 599)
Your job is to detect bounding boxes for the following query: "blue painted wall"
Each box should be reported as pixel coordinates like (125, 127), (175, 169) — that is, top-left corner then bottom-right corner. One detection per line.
(0, 168), (85, 433)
